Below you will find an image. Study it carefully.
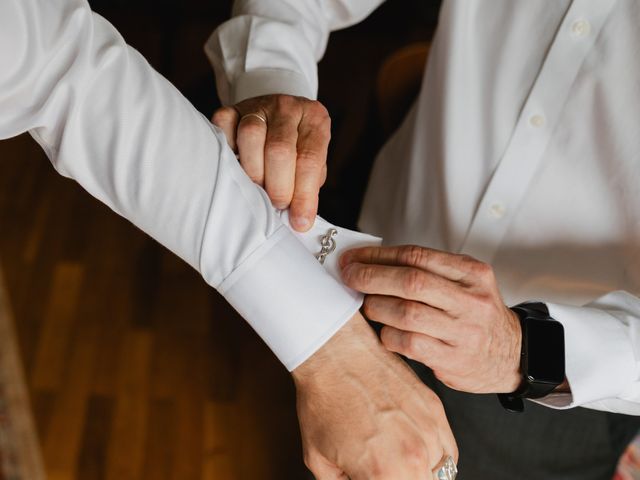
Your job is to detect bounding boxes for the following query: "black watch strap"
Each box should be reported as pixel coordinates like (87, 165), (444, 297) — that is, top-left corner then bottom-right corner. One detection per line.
(498, 302), (564, 413)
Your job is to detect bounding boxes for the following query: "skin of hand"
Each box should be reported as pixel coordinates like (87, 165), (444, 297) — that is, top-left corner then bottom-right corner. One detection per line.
(339, 245), (524, 394)
(212, 94), (331, 232)
(292, 313), (458, 480)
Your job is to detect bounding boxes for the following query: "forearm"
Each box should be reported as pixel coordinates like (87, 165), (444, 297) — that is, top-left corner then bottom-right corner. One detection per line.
(205, 0), (385, 104)
(0, 0), (378, 370)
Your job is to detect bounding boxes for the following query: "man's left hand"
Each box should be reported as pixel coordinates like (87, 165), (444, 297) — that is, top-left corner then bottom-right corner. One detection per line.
(340, 245), (523, 394)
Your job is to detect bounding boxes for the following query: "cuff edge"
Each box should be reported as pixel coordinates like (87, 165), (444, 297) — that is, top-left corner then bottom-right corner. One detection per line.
(232, 69), (316, 104)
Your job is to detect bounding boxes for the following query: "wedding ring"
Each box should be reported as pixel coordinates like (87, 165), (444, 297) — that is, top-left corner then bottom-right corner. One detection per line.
(240, 112), (267, 124)
(433, 455), (457, 480)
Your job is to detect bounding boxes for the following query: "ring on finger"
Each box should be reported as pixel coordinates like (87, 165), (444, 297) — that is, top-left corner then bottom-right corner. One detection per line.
(433, 455), (457, 480)
(240, 112), (267, 124)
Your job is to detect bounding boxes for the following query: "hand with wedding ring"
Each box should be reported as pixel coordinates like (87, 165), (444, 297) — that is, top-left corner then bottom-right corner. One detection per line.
(212, 94), (331, 232)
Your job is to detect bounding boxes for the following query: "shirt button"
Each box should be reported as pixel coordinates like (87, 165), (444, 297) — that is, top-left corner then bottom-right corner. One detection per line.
(571, 19), (591, 37)
(529, 114), (545, 128)
(489, 203), (506, 219)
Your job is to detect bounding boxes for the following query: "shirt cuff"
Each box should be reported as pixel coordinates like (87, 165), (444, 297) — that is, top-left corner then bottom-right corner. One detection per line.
(218, 213), (381, 371)
(232, 68), (316, 104)
(534, 302), (637, 409)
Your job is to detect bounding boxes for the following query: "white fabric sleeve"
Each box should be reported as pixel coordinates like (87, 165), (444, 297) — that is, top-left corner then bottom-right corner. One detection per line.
(532, 291), (640, 415)
(204, 0), (385, 104)
(0, 0), (380, 371)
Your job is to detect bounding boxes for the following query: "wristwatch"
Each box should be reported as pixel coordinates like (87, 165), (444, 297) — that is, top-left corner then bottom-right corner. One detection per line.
(497, 302), (565, 413)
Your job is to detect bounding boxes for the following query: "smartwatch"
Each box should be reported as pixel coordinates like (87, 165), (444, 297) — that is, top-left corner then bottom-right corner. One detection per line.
(497, 302), (565, 413)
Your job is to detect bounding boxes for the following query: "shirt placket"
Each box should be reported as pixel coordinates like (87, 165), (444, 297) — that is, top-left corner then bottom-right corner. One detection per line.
(459, 0), (617, 262)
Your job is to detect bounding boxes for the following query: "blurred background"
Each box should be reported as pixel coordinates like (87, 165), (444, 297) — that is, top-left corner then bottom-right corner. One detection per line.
(0, 1), (441, 479)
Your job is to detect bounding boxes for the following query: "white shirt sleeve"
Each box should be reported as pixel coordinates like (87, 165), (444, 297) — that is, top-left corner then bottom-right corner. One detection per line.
(0, 0), (380, 371)
(532, 291), (640, 415)
(205, 0), (385, 104)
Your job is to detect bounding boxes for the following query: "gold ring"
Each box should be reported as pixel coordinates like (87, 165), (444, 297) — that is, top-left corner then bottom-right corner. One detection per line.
(240, 112), (267, 124)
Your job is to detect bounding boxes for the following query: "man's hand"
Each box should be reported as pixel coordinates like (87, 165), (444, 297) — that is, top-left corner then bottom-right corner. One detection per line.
(292, 313), (457, 480)
(339, 245), (523, 394)
(212, 94), (331, 232)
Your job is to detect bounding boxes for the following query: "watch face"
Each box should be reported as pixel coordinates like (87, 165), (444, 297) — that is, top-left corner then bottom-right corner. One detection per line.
(525, 318), (565, 384)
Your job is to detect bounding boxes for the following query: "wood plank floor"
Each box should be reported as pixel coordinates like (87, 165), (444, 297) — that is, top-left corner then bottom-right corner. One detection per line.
(0, 134), (305, 480)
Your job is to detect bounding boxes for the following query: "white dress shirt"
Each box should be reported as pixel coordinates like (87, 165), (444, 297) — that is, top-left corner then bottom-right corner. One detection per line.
(0, 0), (380, 372)
(208, 0), (640, 414)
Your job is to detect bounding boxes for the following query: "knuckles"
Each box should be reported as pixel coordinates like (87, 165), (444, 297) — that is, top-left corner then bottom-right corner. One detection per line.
(363, 445), (430, 480)
(398, 245), (428, 268)
(296, 148), (325, 169)
(400, 444), (431, 472)
(401, 300), (423, 328)
(236, 119), (266, 138)
(350, 264), (375, 288)
(364, 457), (388, 479)
(467, 257), (496, 283)
(403, 333), (425, 359)
(306, 101), (331, 126)
(264, 139), (296, 160)
(273, 93), (300, 113)
(265, 187), (293, 205)
(402, 269), (427, 297)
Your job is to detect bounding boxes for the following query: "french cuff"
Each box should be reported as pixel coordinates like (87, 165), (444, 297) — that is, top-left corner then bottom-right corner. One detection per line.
(533, 302), (637, 409)
(232, 69), (316, 104)
(218, 215), (381, 371)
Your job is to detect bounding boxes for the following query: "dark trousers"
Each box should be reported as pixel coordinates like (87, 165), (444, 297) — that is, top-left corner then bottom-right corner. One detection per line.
(409, 360), (640, 480)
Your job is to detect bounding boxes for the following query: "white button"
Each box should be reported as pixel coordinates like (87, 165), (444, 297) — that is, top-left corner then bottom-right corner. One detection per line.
(571, 19), (591, 37)
(489, 203), (506, 219)
(529, 114), (545, 128)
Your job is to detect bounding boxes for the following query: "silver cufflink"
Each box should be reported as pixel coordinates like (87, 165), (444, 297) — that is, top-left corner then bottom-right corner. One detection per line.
(316, 228), (338, 265)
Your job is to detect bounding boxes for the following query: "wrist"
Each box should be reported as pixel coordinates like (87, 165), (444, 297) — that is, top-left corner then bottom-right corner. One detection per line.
(498, 302), (566, 412)
(291, 312), (381, 387)
(502, 308), (523, 393)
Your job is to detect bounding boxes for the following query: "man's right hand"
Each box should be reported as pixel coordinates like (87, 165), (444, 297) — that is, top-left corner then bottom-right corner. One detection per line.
(212, 94), (331, 232)
(292, 313), (457, 480)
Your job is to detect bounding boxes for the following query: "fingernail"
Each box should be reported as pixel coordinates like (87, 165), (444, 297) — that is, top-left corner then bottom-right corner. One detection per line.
(292, 216), (310, 230)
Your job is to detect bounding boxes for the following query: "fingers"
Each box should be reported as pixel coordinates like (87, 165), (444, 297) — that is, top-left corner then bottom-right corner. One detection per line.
(419, 395), (458, 465)
(264, 107), (298, 209)
(440, 427), (459, 465)
(341, 263), (463, 311)
(363, 295), (455, 342)
(230, 95), (331, 223)
(236, 112), (268, 185)
(291, 132), (328, 231)
(340, 245), (472, 283)
(211, 106), (239, 151)
(289, 114), (330, 231)
(380, 326), (452, 372)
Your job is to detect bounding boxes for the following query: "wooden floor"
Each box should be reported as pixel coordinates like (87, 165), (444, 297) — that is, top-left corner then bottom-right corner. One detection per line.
(0, 2), (437, 478)
(0, 133), (305, 480)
